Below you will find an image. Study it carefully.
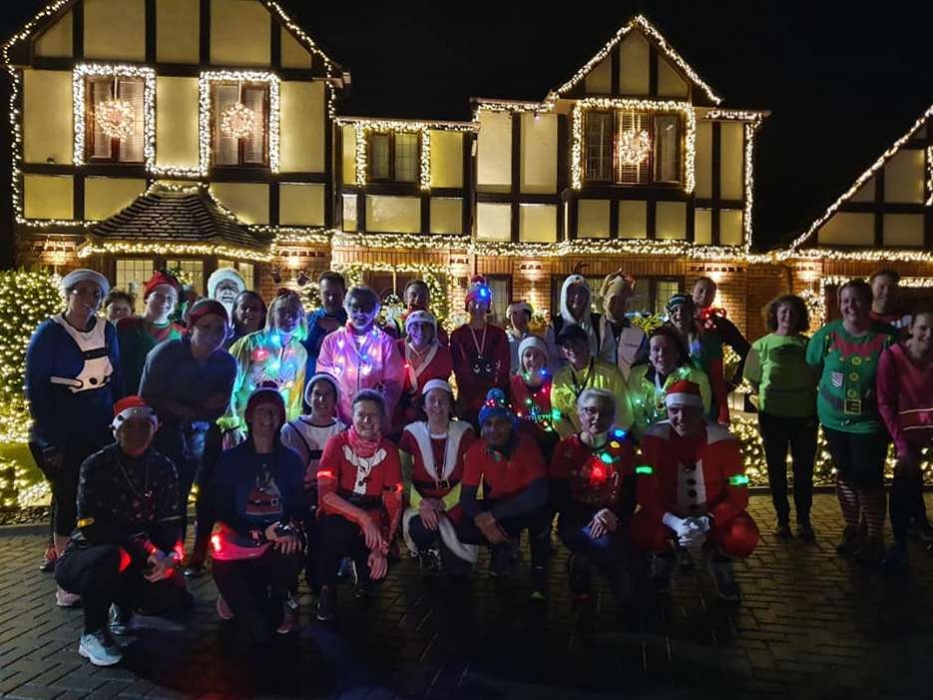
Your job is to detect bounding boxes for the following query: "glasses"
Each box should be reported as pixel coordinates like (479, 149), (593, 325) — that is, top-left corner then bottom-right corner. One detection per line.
(581, 405), (612, 417)
(71, 288), (102, 300)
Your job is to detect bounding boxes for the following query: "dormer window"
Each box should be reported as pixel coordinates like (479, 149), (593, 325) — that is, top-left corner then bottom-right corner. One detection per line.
(584, 111), (682, 186)
(212, 82), (270, 167)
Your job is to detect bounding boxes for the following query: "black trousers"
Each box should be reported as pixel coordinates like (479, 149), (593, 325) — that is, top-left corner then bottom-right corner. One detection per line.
(407, 516), (473, 576)
(155, 422), (220, 544)
(459, 504), (551, 571)
(212, 548), (304, 642)
(31, 439), (101, 538)
(313, 515), (374, 588)
(55, 544), (188, 634)
(891, 466), (925, 544)
(758, 412), (818, 523)
(557, 504), (629, 572)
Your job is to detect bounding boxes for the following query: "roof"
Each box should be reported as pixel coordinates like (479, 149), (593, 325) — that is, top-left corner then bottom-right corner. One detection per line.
(88, 183), (270, 252)
(787, 103), (933, 252)
(1, 0), (345, 76)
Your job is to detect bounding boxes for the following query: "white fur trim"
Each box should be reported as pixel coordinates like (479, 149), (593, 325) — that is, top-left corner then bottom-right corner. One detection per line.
(207, 268), (246, 300)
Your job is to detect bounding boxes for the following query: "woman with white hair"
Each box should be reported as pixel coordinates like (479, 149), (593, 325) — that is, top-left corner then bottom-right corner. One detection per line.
(316, 285), (404, 424)
(399, 380), (476, 576)
(393, 310), (452, 433)
(220, 289), (308, 445)
(549, 388), (637, 604)
(26, 269), (124, 587)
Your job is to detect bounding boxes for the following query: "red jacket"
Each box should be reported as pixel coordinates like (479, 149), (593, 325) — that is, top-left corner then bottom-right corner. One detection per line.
(393, 339), (453, 431)
(637, 421), (748, 524)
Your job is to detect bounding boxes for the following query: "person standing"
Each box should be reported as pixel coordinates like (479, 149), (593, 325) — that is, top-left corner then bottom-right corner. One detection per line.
(104, 290), (134, 324)
(545, 274), (616, 366)
(449, 276), (511, 427)
(207, 267), (246, 321)
(510, 336), (558, 459)
(506, 301), (534, 376)
(399, 279), (449, 346)
(869, 268), (912, 331)
(139, 299), (238, 574)
(877, 309), (933, 571)
(394, 310), (452, 433)
(117, 270), (185, 394)
(551, 325), (633, 440)
(303, 272), (348, 381)
(227, 291), (266, 349)
(691, 276), (750, 390)
(26, 269), (123, 588)
(598, 271), (647, 380)
(744, 295), (818, 540)
(315, 286), (404, 425)
(807, 279), (897, 566)
(223, 290), (308, 445)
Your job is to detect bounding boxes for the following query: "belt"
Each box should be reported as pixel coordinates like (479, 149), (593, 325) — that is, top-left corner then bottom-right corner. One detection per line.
(413, 478), (459, 491)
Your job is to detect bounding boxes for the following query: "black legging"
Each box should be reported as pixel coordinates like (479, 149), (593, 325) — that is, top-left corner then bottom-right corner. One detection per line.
(758, 412), (818, 524)
(212, 548), (304, 642)
(407, 515), (474, 576)
(891, 466), (925, 545)
(313, 514), (375, 588)
(55, 544), (188, 633)
(31, 439), (101, 539)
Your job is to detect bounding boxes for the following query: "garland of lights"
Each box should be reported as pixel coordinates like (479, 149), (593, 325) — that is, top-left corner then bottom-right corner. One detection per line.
(199, 70), (281, 175)
(78, 240), (272, 262)
(805, 275), (933, 325)
(554, 14), (722, 105)
(340, 117), (477, 190)
(570, 98), (696, 192)
(927, 145), (933, 207)
(469, 238), (747, 260)
(73, 64), (156, 169)
(790, 104), (933, 252)
(333, 231), (471, 251)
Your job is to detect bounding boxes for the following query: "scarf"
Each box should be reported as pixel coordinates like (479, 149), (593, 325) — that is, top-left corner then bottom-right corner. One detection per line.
(347, 424), (382, 458)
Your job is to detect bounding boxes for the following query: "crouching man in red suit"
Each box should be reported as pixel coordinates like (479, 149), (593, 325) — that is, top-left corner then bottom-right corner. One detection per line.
(630, 380), (758, 601)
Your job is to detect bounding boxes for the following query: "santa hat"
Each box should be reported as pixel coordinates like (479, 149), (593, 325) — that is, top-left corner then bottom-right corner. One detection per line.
(506, 301), (533, 319)
(244, 382), (287, 431)
(664, 380), (704, 409)
(465, 275), (492, 311)
(61, 269), (110, 298)
(111, 396), (158, 431)
(517, 336), (549, 364)
(187, 299), (229, 328)
(304, 372), (340, 409)
(421, 379), (453, 396)
(143, 270), (182, 300)
(405, 309), (437, 334)
(600, 271), (636, 300)
(478, 388), (515, 426)
(207, 267), (246, 300)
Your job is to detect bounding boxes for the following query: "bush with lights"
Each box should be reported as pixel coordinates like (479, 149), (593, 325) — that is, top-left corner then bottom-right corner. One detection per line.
(0, 270), (64, 508)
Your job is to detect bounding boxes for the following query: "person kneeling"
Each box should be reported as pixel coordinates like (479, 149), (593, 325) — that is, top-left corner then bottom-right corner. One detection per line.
(550, 389), (637, 605)
(460, 389), (551, 600)
(400, 380), (477, 577)
(54, 397), (189, 667)
(211, 386), (306, 642)
(314, 390), (403, 622)
(630, 381), (758, 601)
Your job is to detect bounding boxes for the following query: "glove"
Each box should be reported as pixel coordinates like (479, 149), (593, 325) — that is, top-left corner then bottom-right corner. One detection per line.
(662, 512), (691, 539)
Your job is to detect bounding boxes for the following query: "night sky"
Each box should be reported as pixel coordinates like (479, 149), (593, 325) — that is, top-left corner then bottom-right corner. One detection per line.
(3, 0), (933, 250)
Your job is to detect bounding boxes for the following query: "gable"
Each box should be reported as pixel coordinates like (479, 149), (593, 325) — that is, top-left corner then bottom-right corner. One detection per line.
(2, 0), (342, 76)
(791, 106), (933, 252)
(559, 15), (720, 104)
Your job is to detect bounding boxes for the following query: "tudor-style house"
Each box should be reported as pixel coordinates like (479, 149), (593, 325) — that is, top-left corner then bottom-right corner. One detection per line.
(8, 2), (933, 340)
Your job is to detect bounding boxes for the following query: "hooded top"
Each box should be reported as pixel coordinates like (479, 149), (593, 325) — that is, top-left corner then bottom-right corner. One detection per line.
(545, 275), (617, 366)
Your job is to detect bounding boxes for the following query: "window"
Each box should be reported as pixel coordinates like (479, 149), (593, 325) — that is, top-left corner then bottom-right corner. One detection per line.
(583, 111), (683, 186)
(368, 132), (419, 183)
(86, 77), (146, 163)
(212, 82), (269, 167)
(166, 260), (205, 295)
(115, 259), (155, 298)
(485, 275), (512, 326)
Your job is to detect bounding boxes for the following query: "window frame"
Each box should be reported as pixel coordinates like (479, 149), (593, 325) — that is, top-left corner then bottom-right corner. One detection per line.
(366, 131), (421, 184)
(583, 110), (685, 187)
(210, 81), (272, 169)
(85, 75), (146, 165)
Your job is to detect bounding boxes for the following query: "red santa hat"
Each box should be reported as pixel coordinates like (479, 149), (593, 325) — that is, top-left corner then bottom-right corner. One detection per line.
(111, 396), (158, 431)
(464, 275), (492, 311)
(664, 380), (704, 409)
(187, 298), (229, 328)
(405, 309), (437, 334)
(143, 270), (182, 300)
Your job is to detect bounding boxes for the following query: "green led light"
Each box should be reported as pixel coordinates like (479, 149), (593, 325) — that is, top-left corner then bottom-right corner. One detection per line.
(728, 474), (750, 487)
(635, 465), (653, 475)
(599, 452), (615, 464)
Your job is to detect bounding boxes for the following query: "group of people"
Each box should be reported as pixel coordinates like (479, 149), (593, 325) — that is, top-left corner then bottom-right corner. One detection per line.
(23, 262), (931, 668)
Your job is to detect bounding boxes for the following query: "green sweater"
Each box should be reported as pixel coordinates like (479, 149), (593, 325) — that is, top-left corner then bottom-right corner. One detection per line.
(744, 333), (816, 418)
(805, 320), (896, 433)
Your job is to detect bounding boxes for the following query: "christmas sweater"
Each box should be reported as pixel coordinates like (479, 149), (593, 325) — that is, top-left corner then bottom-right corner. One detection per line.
(450, 323), (511, 420)
(399, 420), (474, 515)
(116, 316), (184, 394)
(806, 320), (897, 433)
(393, 339), (453, 431)
(510, 374), (556, 439)
(877, 342), (933, 456)
(549, 429), (636, 515)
